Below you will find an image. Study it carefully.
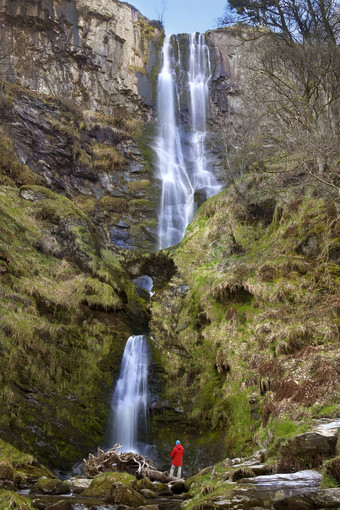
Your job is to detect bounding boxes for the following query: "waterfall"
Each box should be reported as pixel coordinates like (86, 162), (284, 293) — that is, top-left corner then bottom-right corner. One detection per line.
(155, 33), (221, 250)
(111, 335), (149, 453)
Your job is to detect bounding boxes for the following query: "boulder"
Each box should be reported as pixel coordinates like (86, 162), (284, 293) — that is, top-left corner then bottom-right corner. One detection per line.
(106, 481), (146, 507)
(135, 477), (156, 491)
(273, 488), (340, 509)
(140, 488), (158, 499)
(64, 476), (92, 494)
(279, 432), (337, 460)
(153, 482), (173, 496)
(30, 477), (70, 495)
(19, 188), (47, 202)
(80, 471), (135, 499)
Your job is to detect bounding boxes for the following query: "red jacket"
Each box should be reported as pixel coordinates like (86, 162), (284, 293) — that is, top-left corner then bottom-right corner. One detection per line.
(171, 444), (184, 466)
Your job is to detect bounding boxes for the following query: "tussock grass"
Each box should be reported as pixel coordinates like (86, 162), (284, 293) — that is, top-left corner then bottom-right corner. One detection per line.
(92, 143), (127, 172)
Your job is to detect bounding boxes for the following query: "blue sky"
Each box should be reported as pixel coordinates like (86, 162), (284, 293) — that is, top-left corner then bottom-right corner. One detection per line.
(128, 0), (227, 35)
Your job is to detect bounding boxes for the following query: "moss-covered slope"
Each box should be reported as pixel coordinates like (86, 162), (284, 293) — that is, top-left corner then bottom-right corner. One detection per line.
(150, 172), (340, 460)
(0, 179), (138, 467)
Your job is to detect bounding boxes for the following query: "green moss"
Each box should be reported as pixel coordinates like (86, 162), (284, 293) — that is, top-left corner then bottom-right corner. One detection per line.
(321, 472), (340, 488)
(0, 440), (53, 482)
(83, 277), (123, 310)
(316, 404), (340, 418)
(97, 196), (128, 212)
(0, 128), (40, 187)
(31, 476), (70, 494)
(81, 471), (135, 498)
(127, 179), (151, 193)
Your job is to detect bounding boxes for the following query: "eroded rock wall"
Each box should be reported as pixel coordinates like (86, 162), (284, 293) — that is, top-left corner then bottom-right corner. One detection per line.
(0, 0), (163, 115)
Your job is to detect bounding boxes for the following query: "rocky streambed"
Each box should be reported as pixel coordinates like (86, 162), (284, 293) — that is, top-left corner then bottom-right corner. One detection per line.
(2, 419), (339, 510)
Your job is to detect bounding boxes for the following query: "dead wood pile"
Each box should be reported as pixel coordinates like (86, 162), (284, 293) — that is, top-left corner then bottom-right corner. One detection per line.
(84, 443), (178, 482)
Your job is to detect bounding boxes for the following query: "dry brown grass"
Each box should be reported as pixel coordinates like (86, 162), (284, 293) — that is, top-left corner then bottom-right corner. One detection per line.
(276, 455), (307, 473)
(211, 279), (253, 303)
(262, 399), (279, 426)
(231, 467), (256, 481)
(274, 378), (299, 401)
(258, 359), (285, 379)
(292, 363), (339, 405)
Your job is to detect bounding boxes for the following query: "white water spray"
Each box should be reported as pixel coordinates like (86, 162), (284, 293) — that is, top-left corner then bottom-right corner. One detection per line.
(155, 33), (221, 250)
(111, 335), (149, 452)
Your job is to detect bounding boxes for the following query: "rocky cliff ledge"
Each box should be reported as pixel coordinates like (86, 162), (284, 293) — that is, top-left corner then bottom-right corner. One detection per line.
(0, 0), (163, 115)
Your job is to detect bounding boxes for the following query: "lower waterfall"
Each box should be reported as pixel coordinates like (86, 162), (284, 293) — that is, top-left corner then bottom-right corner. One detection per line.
(110, 335), (150, 453)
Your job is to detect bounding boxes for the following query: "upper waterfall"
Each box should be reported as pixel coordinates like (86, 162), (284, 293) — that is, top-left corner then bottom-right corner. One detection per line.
(155, 33), (221, 250)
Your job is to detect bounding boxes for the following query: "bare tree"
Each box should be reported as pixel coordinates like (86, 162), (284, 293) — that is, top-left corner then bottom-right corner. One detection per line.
(155, 0), (167, 29)
(218, 0), (340, 44)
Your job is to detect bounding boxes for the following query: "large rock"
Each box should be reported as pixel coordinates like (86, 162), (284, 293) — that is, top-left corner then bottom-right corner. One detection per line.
(279, 432), (337, 459)
(273, 488), (340, 509)
(106, 481), (146, 506)
(30, 477), (71, 495)
(80, 471), (135, 499)
(64, 476), (92, 494)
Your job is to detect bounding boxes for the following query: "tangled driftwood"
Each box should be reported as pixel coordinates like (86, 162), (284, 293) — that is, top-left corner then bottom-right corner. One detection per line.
(84, 443), (178, 482)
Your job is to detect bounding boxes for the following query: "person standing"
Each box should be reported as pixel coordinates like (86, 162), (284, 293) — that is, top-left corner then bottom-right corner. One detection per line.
(170, 440), (184, 479)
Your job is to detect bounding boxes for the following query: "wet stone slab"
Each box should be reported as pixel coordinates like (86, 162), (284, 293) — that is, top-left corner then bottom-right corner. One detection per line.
(212, 470), (325, 509)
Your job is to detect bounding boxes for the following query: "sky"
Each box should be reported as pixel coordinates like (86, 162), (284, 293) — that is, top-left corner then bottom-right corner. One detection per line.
(128, 0), (227, 35)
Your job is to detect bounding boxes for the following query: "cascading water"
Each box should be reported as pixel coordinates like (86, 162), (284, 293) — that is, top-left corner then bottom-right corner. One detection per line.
(155, 33), (221, 250)
(110, 335), (149, 453)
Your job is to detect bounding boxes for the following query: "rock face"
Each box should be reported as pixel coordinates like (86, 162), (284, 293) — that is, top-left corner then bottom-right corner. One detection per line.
(0, 0), (164, 252)
(207, 28), (246, 122)
(1, 91), (158, 251)
(0, 0), (163, 115)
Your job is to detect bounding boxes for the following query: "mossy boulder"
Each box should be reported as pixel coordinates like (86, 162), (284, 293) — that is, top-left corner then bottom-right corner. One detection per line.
(80, 471), (135, 498)
(140, 488), (158, 499)
(153, 482), (173, 496)
(135, 477), (156, 491)
(0, 439), (53, 483)
(30, 476), (71, 495)
(105, 481), (146, 506)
